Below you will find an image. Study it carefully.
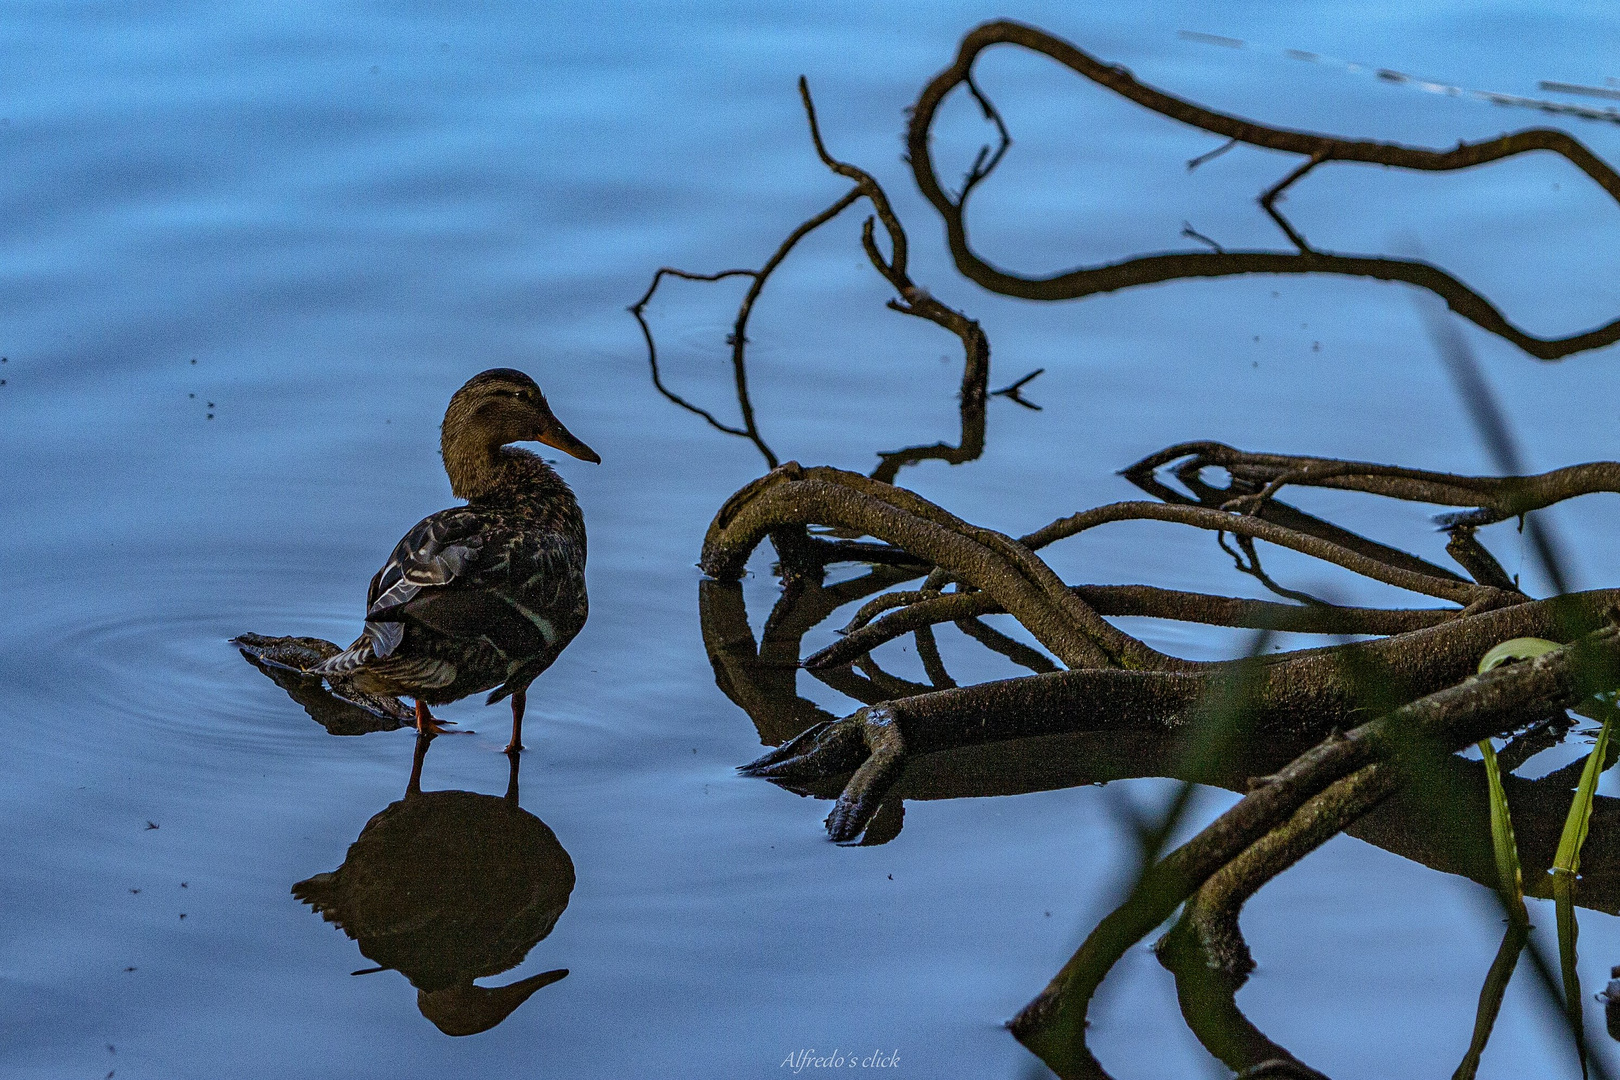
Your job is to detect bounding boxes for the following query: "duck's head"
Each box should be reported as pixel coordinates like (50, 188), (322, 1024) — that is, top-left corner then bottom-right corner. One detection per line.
(442, 368), (600, 466)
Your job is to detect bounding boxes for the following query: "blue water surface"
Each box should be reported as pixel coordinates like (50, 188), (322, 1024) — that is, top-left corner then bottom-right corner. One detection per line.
(3, 3), (1620, 1077)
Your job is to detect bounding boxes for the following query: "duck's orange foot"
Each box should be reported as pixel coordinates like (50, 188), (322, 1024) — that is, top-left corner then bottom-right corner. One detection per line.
(414, 700), (457, 738)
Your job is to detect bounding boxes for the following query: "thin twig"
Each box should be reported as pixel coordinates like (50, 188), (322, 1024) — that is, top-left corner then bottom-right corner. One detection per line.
(1186, 136), (1238, 171)
(630, 267), (759, 439)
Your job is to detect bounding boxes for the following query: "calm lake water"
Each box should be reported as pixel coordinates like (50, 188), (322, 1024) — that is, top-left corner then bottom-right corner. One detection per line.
(5, 3), (1620, 1077)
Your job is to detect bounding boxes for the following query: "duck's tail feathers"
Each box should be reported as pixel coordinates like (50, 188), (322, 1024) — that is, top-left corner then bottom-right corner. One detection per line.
(309, 621), (402, 677)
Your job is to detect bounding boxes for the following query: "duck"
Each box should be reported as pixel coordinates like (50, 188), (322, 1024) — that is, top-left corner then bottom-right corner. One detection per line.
(311, 368), (599, 753)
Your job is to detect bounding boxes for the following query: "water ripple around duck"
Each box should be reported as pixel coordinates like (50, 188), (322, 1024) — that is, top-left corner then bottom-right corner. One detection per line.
(6, 565), (381, 759)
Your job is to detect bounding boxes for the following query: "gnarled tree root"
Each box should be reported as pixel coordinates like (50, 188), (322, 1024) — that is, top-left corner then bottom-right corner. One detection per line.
(1128, 440), (1620, 527)
(701, 462), (1177, 670)
(1160, 761), (1401, 985)
(745, 592), (1620, 842)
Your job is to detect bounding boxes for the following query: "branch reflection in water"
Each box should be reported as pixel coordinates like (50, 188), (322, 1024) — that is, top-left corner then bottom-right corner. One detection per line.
(906, 20), (1620, 363)
(678, 310), (1620, 1074)
(701, 575), (1620, 906)
(701, 519), (1620, 1076)
(631, 80), (1029, 485)
(636, 25), (1620, 503)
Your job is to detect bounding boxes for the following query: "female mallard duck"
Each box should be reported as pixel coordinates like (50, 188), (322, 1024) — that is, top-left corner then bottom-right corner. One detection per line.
(312, 368), (598, 753)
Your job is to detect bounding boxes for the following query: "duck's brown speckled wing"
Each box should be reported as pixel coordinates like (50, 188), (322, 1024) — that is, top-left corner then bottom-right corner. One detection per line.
(313, 507), (495, 680)
(314, 499), (584, 701)
(363, 508), (489, 656)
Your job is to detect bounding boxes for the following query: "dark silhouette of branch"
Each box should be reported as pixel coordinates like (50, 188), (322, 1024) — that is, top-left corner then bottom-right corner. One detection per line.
(1126, 441), (1620, 529)
(662, 23), (1620, 1075)
(633, 82), (1009, 484)
(904, 20), (1620, 361)
(629, 185), (864, 469)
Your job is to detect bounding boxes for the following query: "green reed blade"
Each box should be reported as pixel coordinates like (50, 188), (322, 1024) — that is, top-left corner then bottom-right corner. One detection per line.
(1554, 711), (1614, 877)
(1555, 871), (1588, 1079)
(1478, 739), (1527, 924)
(1452, 639), (1536, 1077)
(1550, 702), (1615, 1080)
(1478, 637), (1610, 1075)
(1472, 637), (1543, 922)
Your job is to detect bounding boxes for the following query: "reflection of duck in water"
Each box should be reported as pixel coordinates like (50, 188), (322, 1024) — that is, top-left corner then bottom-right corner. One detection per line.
(233, 633), (414, 735)
(267, 368), (598, 753)
(293, 739), (575, 1035)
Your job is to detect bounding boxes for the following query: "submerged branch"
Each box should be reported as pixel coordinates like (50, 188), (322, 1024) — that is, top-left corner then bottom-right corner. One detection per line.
(702, 463), (1178, 670)
(668, 22), (1620, 1075)
(1021, 501), (1503, 606)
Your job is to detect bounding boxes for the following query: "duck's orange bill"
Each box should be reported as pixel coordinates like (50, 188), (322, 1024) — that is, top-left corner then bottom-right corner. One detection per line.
(535, 415), (601, 464)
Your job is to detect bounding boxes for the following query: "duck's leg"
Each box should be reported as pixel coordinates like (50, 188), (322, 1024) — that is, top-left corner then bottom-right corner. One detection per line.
(407, 731), (432, 795)
(505, 688), (526, 756)
(414, 699), (455, 737)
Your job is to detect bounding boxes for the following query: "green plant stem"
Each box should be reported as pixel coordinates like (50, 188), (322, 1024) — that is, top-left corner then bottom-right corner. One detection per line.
(1479, 739), (1528, 923)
